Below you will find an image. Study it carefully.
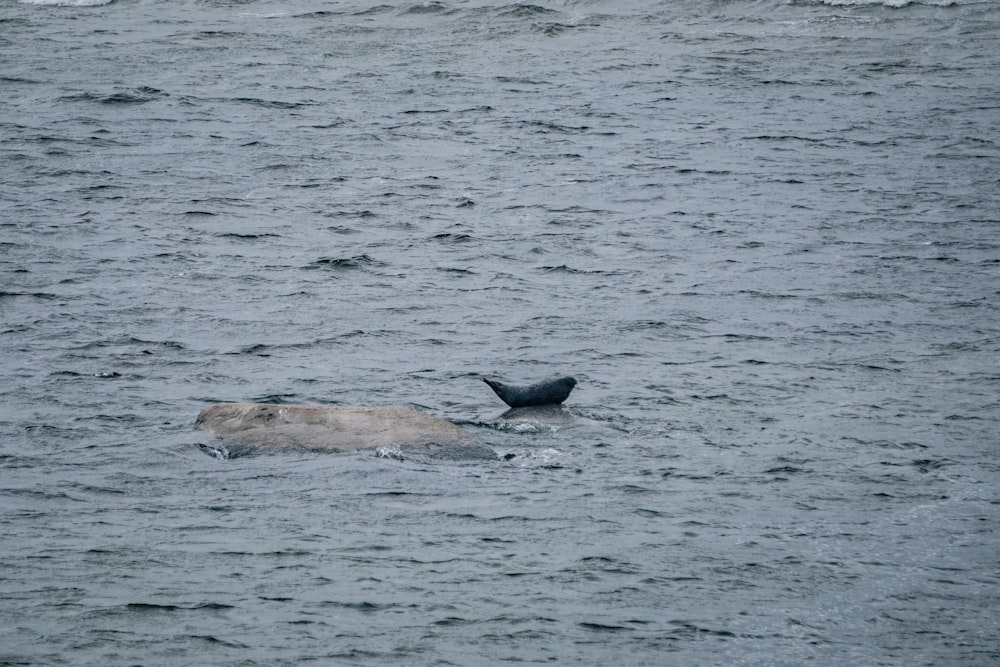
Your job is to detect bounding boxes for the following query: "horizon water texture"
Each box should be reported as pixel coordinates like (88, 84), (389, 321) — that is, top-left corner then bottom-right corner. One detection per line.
(2, 0), (999, 665)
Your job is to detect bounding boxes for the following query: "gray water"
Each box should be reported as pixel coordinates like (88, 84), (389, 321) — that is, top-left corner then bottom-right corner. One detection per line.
(2, 0), (999, 664)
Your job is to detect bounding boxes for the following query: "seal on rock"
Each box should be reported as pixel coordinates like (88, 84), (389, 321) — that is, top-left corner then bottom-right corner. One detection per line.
(196, 376), (581, 454)
(483, 376), (577, 408)
(196, 402), (467, 452)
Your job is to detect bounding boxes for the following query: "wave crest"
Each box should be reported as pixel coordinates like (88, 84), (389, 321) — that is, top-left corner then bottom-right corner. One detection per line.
(19, 0), (113, 6)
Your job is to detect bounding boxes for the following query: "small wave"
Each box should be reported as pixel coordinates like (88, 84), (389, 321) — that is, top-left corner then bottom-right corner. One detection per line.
(437, 267), (476, 275)
(402, 107), (449, 115)
(291, 10), (341, 19)
(232, 97), (314, 110)
(675, 167), (733, 176)
(801, 0), (963, 6)
(0, 76), (43, 84)
(198, 443), (230, 460)
(305, 254), (380, 270)
(401, 2), (452, 16)
(237, 11), (289, 19)
(496, 4), (558, 19)
(579, 621), (634, 633)
(431, 232), (475, 243)
(0, 290), (58, 300)
(59, 87), (165, 105)
(215, 232), (281, 241)
(352, 4), (394, 16)
(538, 264), (622, 275)
(741, 134), (830, 145)
(518, 120), (592, 134)
(187, 635), (248, 649)
(20, 0), (113, 5)
(496, 447), (565, 467)
(125, 602), (235, 612)
(668, 621), (736, 639)
(540, 23), (577, 36)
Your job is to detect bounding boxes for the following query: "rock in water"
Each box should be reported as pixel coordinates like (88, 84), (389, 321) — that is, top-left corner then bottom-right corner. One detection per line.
(196, 402), (467, 451)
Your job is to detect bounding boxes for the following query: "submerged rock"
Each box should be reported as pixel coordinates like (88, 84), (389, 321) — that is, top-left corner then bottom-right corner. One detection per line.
(196, 402), (468, 452)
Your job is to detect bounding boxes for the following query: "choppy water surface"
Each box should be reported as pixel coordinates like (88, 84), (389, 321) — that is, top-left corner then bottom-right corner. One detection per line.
(2, 0), (999, 664)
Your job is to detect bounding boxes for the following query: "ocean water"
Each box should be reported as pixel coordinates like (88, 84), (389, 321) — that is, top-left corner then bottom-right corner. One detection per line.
(2, 0), (999, 664)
